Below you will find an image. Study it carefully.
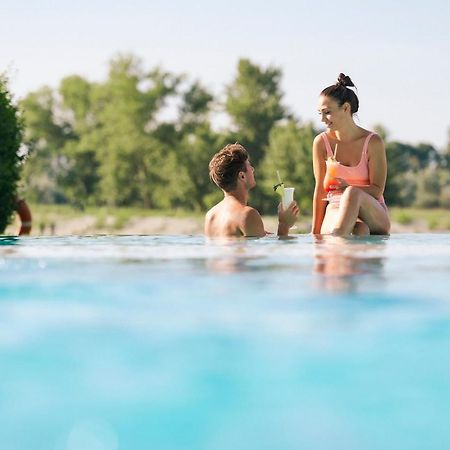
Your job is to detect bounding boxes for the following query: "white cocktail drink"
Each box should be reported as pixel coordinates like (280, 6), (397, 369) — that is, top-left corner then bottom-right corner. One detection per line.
(282, 187), (295, 209)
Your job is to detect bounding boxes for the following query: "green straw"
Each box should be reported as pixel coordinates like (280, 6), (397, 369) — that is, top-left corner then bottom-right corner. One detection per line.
(277, 170), (283, 185)
(273, 171), (284, 197)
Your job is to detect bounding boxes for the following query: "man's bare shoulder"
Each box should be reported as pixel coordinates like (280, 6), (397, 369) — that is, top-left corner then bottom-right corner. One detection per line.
(204, 203), (222, 231)
(241, 205), (262, 220)
(205, 204), (218, 220)
(205, 200), (245, 237)
(204, 202), (265, 237)
(240, 206), (265, 237)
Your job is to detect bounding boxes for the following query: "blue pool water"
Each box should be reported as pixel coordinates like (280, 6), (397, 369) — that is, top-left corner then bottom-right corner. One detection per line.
(1, 233), (449, 450)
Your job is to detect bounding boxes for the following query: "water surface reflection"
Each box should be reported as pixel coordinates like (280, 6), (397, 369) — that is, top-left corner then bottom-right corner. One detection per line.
(313, 235), (388, 293)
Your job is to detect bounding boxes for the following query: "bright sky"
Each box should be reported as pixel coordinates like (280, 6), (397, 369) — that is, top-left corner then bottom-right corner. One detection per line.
(2, 0), (449, 149)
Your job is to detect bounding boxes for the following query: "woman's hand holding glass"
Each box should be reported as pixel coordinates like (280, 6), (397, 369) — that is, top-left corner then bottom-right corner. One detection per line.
(329, 177), (349, 192)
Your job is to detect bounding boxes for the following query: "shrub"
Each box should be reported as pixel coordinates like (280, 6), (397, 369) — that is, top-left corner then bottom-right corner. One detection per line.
(427, 217), (439, 230)
(394, 210), (413, 225)
(414, 168), (441, 208)
(0, 76), (24, 233)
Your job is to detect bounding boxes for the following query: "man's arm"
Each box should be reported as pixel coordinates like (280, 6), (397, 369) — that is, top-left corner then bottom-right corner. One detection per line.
(241, 208), (266, 237)
(242, 203), (299, 238)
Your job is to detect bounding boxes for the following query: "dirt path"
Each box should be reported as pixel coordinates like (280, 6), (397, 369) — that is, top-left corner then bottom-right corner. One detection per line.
(5, 213), (437, 236)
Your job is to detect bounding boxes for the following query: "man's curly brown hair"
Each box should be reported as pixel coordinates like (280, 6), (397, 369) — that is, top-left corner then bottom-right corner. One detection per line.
(209, 143), (249, 192)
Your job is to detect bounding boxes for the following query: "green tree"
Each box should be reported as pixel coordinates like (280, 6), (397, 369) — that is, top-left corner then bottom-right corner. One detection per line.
(59, 75), (93, 134)
(20, 87), (69, 203)
(260, 121), (317, 213)
(171, 81), (224, 210)
(179, 81), (214, 131)
(385, 142), (415, 206)
(20, 55), (183, 209)
(224, 59), (289, 212)
(444, 127), (450, 169)
(56, 76), (101, 207)
(57, 140), (100, 208)
(439, 168), (450, 208)
(94, 54), (180, 207)
(0, 75), (24, 232)
(225, 59), (287, 166)
(415, 167), (442, 208)
(385, 141), (441, 206)
(175, 124), (225, 211)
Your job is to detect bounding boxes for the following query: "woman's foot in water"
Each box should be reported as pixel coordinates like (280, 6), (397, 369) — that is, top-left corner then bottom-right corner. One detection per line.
(352, 221), (370, 236)
(331, 221), (369, 237)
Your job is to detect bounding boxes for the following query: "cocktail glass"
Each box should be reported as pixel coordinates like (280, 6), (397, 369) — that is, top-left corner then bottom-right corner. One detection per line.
(282, 187), (295, 209)
(323, 157), (339, 201)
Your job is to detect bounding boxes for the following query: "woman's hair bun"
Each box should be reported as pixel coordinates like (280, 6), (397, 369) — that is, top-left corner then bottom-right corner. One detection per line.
(320, 73), (359, 114)
(336, 73), (355, 88)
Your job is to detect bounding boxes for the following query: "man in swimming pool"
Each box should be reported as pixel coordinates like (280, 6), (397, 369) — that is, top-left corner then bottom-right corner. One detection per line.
(205, 143), (299, 237)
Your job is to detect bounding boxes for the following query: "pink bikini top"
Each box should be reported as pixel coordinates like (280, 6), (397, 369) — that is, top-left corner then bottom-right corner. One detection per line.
(321, 132), (386, 205)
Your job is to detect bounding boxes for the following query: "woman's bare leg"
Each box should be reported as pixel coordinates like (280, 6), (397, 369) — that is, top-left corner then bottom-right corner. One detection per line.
(332, 186), (390, 236)
(352, 220), (370, 236)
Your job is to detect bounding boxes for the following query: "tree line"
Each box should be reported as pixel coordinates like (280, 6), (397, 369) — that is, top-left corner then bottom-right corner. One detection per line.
(11, 54), (450, 218)
(0, 75), (23, 232)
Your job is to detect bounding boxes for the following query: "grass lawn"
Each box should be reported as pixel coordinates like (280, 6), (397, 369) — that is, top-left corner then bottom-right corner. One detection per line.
(4, 204), (450, 235)
(389, 207), (450, 231)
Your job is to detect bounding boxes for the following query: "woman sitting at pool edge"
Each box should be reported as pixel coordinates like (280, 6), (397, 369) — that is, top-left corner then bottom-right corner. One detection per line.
(311, 73), (390, 236)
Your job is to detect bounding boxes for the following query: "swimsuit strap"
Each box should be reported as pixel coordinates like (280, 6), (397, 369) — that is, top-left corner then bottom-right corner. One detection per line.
(323, 131), (376, 161)
(320, 132), (334, 158)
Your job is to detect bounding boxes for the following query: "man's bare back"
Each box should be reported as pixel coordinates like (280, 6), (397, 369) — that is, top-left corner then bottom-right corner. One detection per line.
(204, 197), (265, 237)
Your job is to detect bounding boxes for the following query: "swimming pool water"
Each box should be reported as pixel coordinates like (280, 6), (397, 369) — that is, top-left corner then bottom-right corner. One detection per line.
(1, 234), (449, 450)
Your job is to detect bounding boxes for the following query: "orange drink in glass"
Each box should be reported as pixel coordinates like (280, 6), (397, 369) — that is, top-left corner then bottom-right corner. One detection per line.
(324, 157), (338, 193)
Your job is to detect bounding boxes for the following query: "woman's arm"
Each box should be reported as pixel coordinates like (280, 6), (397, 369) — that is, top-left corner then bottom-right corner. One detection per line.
(311, 136), (328, 234)
(366, 134), (387, 198)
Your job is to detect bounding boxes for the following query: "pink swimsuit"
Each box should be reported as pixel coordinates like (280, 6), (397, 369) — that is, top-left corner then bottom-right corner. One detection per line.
(321, 132), (386, 206)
